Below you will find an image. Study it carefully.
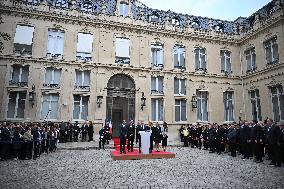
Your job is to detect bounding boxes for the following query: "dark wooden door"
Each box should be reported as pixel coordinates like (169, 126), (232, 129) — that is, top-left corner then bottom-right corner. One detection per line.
(112, 110), (123, 138)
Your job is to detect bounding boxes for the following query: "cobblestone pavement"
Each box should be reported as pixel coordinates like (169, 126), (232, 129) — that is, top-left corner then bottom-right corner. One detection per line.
(1, 147), (284, 189)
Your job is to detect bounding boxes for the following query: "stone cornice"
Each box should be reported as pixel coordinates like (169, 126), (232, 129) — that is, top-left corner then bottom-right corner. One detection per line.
(0, 55), (241, 81)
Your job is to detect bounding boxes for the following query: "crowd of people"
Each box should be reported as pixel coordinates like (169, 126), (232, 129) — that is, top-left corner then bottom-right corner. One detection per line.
(179, 119), (284, 167)
(0, 121), (95, 161)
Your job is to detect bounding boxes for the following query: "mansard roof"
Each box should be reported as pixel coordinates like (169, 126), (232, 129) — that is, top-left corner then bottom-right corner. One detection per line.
(22, 0), (284, 34)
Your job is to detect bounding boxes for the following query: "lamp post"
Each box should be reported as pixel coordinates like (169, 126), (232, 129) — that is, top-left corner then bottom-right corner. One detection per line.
(29, 84), (36, 108)
(97, 95), (103, 108)
(141, 92), (146, 110)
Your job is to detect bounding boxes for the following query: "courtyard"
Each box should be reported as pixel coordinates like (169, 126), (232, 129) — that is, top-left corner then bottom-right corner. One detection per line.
(1, 146), (284, 189)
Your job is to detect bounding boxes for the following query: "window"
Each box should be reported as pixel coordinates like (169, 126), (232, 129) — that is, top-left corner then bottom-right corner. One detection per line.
(197, 91), (208, 121)
(9, 65), (29, 87)
(245, 47), (256, 72)
(115, 38), (130, 64)
(7, 91), (26, 119)
(47, 29), (65, 58)
(76, 33), (93, 62)
(81, 1), (96, 13)
(75, 70), (90, 90)
(194, 47), (206, 72)
(149, 13), (160, 22)
(151, 98), (164, 121)
(41, 94), (59, 120)
(224, 91), (234, 122)
(173, 46), (185, 69)
(53, 0), (68, 8)
(73, 95), (89, 120)
(174, 78), (186, 95)
(215, 23), (224, 32)
(191, 20), (200, 29)
(172, 17), (180, 26)
(270, 85), (284, 122)
(151, 44), (164, 67)
(250, 89), (262, 121)
(264, 37), (279, 65)
(43, 68), (61, 88)
(119, 2), (129, 17)
(175, 99), (187, 122)
(220, 50), (232, 74)
(14, 25), (34, 55)
(151, 76), (163, 95)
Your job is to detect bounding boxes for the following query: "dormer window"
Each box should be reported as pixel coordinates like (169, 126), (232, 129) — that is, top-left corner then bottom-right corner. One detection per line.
(81, 1), (97, 13)
(119, 2), (129, 17)
(215, 23), (224, 32)
(191, 19), (200, 29)
(172, 17), (180, 26)
(53, 0), (68, 8)
(13, 25), (34, 56)
(149, 13), (161, 22)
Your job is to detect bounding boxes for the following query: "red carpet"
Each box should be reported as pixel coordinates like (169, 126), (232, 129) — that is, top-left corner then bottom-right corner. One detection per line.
(111, 148), (175, 160)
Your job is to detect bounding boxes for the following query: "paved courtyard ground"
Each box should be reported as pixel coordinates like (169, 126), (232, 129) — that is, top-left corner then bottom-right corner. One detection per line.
(1, 146), (284, 189)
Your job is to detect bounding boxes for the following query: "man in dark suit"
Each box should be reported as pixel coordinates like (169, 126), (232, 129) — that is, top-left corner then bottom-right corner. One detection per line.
(268, 119), (282, 167)
(99, 126), (106, 150)
(81, 121), (88, 142)
(240, 121), (251, 159)
(119, 120), (128, 154)
(73, 121), (80, 142)
(127, 120), (135, 152)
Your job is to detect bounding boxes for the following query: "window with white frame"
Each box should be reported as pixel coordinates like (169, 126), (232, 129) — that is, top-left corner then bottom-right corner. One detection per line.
(7, 91), (26, 119)
(224, 91), (234, 122)
(9, 65), (29, 87)
(174, 78), (186, 95)
(270, 85), (284, 122)
(76, 33), (93, 61)
(250, 89), (262, 121)
(172, 17), (180, 26)
(245, 47), (256, 72)
(264, 37), (279, 65)
(43, 67), (61, 88)
(194, 47), (206, 72)
(75, 70), (90, 90)
(115, 38), (130, 64)
(175, 99), (187, 122)
(173, 45), (185, 69)
(73, 95), (89, 120)
(197, 90), (208, 121)
(119, 2), (129, 17)
(47, 29), (65, 58)
(81, 1), (96, 13)
(41, 94), (59, 120)
(151, 98), (164, 121)
(14, 25), (34, 55)
(149, 13), (160, 22)
(151, 76), (163, 94)
(220, 50), (232, 74)
(53, 0), (68, 8)
(151, 44), (164, 67)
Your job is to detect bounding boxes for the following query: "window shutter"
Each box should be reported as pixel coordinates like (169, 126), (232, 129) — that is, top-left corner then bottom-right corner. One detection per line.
(14, 25), (34, 45)
(77, 33), (93, 53)
(116, 38), (130, 58)
(174, 53), (178, 67)
(221, 53), (225, 72)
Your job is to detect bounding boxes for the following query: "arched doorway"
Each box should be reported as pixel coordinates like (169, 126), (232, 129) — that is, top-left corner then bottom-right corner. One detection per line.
(106, 74), (135, 137)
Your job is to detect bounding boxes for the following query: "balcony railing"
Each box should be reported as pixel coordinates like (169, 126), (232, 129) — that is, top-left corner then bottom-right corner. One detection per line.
(151, 90), (164, 95)
(74, 85), (90, 91)
(43, 83), (60, 89)
(9, 81), (28, 87)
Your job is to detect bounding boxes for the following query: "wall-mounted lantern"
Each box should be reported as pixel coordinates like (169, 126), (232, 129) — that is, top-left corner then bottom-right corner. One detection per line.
(191, 94), (197, 110)
(97, 95), (103, 108)
(141, 92), (146, 110)
(29, 84), (36, 108)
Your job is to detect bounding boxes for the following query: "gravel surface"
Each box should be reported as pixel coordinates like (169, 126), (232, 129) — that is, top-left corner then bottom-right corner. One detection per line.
(1, 147), (284, 189)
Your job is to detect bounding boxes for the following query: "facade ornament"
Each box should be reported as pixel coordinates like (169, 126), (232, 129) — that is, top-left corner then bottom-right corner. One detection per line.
(69, 0), (77, 10)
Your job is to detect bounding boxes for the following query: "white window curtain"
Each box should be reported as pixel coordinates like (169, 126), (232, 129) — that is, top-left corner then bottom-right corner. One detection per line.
(151, 98), (164, 121)
(73, 95), (89, 120)
(47, 29), (65, 56)
(151, 77), (163, 93)
(151, 44), (164, 66)
(41, 94), (59, 119)
(270, 86), (284, 122)
(45, 68), (61, 84)
(221, 51), (232, 73)
(77, 33), (93, 54)
(197, 91), (208, 121)
(7, 92), (26, 118)
(116, 38), (130, 58)
(195, 48), (206, 70)
(173, 46), (185, 68)
(224, 92), (234, 121)
(174, 78), (186, 95)
(75, 70), (90, 86)
(14, 25), (34, 45)
(250, 90), (262, 121)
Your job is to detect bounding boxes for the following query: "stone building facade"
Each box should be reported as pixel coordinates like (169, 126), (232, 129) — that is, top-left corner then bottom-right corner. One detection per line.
(0, 0), (283, 136)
